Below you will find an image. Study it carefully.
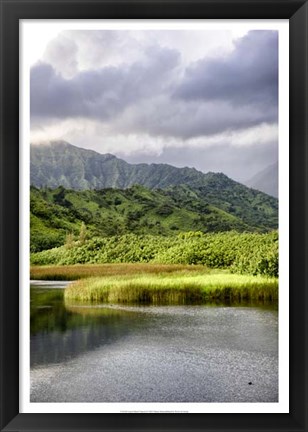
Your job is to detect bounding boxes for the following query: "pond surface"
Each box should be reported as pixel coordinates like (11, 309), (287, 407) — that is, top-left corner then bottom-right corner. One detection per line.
(30, 281), (278, 403)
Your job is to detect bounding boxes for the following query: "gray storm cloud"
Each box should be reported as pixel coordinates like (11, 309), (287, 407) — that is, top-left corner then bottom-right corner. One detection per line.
(30, 29), (279, 181)
(175, 31), (278, 109)
(115, 97), (276, 140)
(31, 30), (277, 139)
(42, 30), (148, 77)
(31, 44), (180, 121)
(123, 139), (278, 182)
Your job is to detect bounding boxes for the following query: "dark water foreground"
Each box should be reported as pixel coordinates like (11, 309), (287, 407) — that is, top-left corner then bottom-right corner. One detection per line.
(30, 282), (278, 403)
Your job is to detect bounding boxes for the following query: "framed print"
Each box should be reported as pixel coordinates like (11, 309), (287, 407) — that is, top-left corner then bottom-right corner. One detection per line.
(23, 17), (286, 412)
(0, 1), (307, 431)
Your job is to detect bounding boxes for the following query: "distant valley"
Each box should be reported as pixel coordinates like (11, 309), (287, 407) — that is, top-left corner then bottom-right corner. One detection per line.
(245, 162), (278, 198)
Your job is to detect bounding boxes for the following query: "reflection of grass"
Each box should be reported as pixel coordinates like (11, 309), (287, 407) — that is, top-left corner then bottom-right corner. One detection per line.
(30, 288), (64, 306)
(64, 304), (129, 317)
(31, 263), (208, 280)
(30, 288), (128, 335)
(64, 273), (278, 304)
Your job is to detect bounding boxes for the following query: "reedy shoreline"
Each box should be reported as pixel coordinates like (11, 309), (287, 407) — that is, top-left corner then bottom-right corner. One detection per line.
(64, 271), (278, 305)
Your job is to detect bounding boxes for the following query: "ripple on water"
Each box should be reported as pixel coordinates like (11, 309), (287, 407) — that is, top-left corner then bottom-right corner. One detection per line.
(30, 300), (278, 403)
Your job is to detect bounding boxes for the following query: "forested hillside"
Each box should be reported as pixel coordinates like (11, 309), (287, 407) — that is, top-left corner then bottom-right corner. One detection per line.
(31, 142), (278, 226)
(31, 184), (277, 253)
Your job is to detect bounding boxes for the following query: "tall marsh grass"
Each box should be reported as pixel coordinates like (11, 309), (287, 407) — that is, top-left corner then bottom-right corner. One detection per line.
(64, 272), (278, 305)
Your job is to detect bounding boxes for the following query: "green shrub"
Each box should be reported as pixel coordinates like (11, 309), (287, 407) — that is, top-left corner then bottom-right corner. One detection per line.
(31, 231), (278, 277)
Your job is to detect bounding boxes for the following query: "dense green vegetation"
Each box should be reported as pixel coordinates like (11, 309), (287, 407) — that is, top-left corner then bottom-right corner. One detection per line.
(30, 183), (277, 253)
(31, 230), (278, 278)
(64, 272), (278, 304)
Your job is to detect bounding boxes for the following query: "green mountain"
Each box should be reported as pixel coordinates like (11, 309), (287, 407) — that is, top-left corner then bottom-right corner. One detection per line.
(30, 141), (278, 252)
(31, 141), (209, 190)
(30, 183), (277, 253)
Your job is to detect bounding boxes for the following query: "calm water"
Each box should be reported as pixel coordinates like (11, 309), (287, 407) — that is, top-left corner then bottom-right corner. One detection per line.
(30, 282), (278, 403)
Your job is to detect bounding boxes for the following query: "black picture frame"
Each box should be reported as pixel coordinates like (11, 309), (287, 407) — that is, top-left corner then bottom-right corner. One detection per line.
(0, 1), (307, 431)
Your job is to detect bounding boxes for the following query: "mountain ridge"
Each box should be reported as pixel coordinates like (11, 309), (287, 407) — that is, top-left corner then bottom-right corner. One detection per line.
(31, 140), (272, 193)
(30, 140), (278, 241)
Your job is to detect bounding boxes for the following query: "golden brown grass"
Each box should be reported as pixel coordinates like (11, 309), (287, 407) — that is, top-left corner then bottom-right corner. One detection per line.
(30, 263), (209, 281)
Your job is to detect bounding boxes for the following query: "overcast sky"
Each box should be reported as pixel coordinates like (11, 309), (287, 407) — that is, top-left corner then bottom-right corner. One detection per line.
(30, 29), (278, 182)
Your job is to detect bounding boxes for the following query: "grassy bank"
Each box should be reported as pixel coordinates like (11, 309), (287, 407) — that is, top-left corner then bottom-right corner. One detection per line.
(30, 263), (208, 281)
(64, 272), (278, 305)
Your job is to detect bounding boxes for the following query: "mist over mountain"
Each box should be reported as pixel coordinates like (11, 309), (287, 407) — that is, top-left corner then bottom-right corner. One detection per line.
(30, 141), (278, 239)
(245, 162), (278, 198)
(31, 140), (215, 190)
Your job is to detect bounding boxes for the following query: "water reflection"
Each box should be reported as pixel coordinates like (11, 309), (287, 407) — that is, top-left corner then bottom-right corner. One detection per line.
(30, 287), (142, 366)
(31, 285), (277, 367)
(30, 283), (278, 402)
